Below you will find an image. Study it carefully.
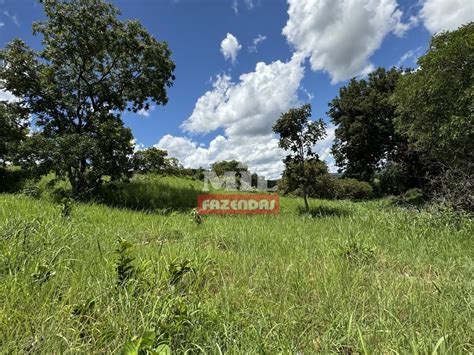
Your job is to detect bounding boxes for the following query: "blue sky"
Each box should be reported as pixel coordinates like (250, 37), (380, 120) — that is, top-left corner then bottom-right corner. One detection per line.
(1, 0), (472, 178)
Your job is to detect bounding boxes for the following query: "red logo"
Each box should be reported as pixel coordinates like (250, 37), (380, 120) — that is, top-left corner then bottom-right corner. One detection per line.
(197, 194), (279, 214)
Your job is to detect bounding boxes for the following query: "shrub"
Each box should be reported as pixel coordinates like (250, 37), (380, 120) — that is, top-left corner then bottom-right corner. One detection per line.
(0, 167), (28, 193)
(333, 178), (373, 200)
(279, 176), (373, 200)
(391, 188), (427, 208)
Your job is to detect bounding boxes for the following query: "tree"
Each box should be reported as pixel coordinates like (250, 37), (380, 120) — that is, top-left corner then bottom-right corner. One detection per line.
(392, 23), (474, 211)
(0, 0), (175, 197)
(280, 158), (334, 199)
(0, 102), (28, 165)
(210, 160), (247, 177)
(273, 104), (326, 211)
(132, 147), (168, 174)
(328, 67), (411, 182)
(392, 22), (474, 175)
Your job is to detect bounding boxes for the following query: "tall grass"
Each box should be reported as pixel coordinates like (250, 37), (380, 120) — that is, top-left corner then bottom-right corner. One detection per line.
(0, 176), (472, 353)
(97, 175), (201, 212)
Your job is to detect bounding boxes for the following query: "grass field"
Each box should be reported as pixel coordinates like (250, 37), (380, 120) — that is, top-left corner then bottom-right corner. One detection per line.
(0, 176), (473, 353)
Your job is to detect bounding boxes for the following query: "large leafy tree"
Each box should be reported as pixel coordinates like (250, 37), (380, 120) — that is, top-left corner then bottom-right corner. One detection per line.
(273, 104), (326, 211)
(0, 0), (175, 196)
(392, 22), (473, 174)
(132, 147), (169, 174)
(328, 67), (408, 182)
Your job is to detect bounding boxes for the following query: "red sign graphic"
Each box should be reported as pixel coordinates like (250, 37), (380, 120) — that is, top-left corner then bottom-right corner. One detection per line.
(197, 194), (279, 214)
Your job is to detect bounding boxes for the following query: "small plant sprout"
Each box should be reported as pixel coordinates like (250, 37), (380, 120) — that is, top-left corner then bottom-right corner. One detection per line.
(115, 238), (137, 287)
(191, 208), (203, 225)
(167, 260), (194, 286)
(121, 330), (171, 355)
(61, 197), (74, 218)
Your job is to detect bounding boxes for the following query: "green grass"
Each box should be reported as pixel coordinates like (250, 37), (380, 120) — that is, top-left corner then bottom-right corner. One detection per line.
(0, 176), (473, 353)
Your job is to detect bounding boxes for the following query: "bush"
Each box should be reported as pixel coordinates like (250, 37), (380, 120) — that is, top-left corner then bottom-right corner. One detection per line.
(332, 178), (373, 200)
(279, 176), (373, 201)
(403, 188), (426, 206)
(429, 168), (473, 213)
(0, 167), (29, 193)
(390, 188), (427, 208)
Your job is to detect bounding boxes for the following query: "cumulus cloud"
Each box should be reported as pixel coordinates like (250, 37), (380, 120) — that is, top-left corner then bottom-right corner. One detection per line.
(156, 134), (286, 179)
(154, 52), (342, 178)
(420, 0), (474, 34)
(220, 33), (242, 64)
(182, 53), (305, 137)
(282, 0), (414, 83)
(248, 34), (267, 53)
(156, 123), (338, 178)
(154, 54), (307, 179)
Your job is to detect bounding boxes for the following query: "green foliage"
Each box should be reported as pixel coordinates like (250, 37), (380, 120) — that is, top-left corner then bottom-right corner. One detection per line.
(121, 331), (171, 355)
(115, 238), (137, 287)
(329, 67), (410, 182)
(210, 160), (247, 177)
(0, 167), (29, 193)
(132, 148), (169, 174)
(190, 208), (203, 225)
(60, 197), (74, 219)
(0, 0), (175, 196)
(167, 260), (194, 286)
(20, 179), (43, 199)
(279, 158), (334, 198)
(273, 104), (326, 211)
(392, 188), (427, 208)
(340, 241), (376, 265)
(281, 174), (373, 201)
(332, 178), (373, 200)
(98, 175), (200, 211)
(0, 102), (28, 165)
(392, 23), (474, 173)
(391, 23), (474, 210)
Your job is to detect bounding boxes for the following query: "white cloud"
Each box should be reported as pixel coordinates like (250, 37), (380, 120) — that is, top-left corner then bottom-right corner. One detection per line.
(155, 53), (307, 179)
(137, 105), (155, 117)
(282, 0), (414, 83)
(0, 89), (19, 102)
(3, 11), (19, 27)
(314, 124), (337, 173)
(420, 0), (474, 34)
(396, 46), (424, 67)
(182, 53), (305, 137)
(131, 139), (145, 152)
(154, 53), (341, 178)
(231, 0), (257, 14)
(156, 134), (286, 179)
(232, 0), (239, 14)
(220, 33), (242, 64)
(156, 123), (338, 178)
(248, 34), (267, 53)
